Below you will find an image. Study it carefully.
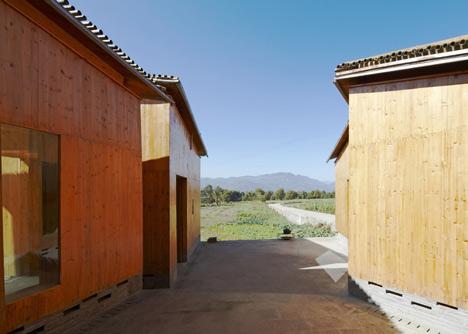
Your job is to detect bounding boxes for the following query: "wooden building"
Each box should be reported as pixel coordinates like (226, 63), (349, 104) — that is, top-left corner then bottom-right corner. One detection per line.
(0, 0), (205, 332)
(331, 36), (468, 319)
(328, 125), (349, 238)
(141, 75), (207, 288)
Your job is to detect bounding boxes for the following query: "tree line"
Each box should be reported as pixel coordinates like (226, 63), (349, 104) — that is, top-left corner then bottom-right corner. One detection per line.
(201, 185), (335, 205)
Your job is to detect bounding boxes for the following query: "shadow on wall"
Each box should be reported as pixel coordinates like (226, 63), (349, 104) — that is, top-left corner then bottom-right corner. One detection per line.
(142, 157), (170, 282)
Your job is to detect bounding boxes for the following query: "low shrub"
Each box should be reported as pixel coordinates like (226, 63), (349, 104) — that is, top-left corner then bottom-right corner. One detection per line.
(235, 212), (267, 225)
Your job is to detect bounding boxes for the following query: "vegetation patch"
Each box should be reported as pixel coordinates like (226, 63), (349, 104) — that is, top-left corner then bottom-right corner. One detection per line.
(201, 201), (334, 241)
(201, 185), (334, 206)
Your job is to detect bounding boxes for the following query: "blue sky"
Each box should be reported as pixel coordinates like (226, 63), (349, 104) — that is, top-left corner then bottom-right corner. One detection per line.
(73, 0), (468, 181)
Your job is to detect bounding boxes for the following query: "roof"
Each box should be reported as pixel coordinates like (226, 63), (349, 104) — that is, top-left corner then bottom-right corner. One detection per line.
(29, 0), (207, 156)
(151, 75), (208, 156)
(336, 35), (468, 73)
(52, 0), (157, 88)
(327, 124), (348, 162)
(334, 35), (468, 101)
(24, 0), (171, 102)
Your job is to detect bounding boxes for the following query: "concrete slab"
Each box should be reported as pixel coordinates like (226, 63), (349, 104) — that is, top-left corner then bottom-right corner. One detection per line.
(306, 234), (348, 257)
(68, 239), (396, 334)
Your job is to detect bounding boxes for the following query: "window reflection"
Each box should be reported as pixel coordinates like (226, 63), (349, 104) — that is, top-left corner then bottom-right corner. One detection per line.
(2, 124), (60, 302)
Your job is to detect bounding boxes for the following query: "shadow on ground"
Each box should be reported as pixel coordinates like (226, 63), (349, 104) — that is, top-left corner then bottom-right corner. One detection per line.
(70, 239), (396, 334)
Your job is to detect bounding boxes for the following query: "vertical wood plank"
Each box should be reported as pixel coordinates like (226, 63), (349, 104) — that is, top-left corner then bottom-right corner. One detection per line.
(348, 73), (468, 309)
(0, 123), (5, 334)
(0, 2), (144, 331)
(141, 103), (201, 286)
(335, 146), (349, 236)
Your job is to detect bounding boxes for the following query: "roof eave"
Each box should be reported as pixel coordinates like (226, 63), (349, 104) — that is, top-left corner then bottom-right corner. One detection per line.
(334, 48), (468, 101)
(154, 78), (208, 157)
(174, 81), (208, 157)
(327, 124), (349, 162)
(334, 79), (348, 104)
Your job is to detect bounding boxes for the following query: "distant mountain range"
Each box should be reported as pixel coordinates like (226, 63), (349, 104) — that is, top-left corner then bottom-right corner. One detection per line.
(201, 172), (334, 192)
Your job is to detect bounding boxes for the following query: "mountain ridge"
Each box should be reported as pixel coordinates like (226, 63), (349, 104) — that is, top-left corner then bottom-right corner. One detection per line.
(201, 172), (334, 192)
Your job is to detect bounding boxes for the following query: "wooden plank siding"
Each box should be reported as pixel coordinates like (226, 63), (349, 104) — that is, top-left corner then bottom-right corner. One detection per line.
(334, 146), (349, 237)
(0, 2), (143, 331)
(169, 104), (201, 263)
(0, 164), (4, 334)
(141, 103), (201, 287)
(348, 73), (468, 309)
(141, 104), (171, 285)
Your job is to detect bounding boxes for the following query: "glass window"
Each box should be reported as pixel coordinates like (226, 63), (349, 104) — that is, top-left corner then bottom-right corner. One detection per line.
(2, 124), (60, 302)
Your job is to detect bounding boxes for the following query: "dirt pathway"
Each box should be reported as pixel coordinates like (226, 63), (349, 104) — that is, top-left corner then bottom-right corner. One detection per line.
(268, 203), (336, 230)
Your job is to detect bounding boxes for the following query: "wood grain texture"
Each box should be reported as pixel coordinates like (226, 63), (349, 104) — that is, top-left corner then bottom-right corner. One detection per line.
(0, 133), (4, 334)
(169, 104), (201, 273)
(176, 176), (188, 263)
(348, 73), (468, 308)
(3, 0), (170, 102)
(334, 145), (349, 237)
(0, 2), (143, 331)
(0, 4), (141, 152)
(141, 104), (170, 285)
(141, 103), (200, 287)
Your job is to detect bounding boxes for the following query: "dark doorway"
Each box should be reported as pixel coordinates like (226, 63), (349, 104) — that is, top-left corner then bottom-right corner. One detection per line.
(176, 176), (188, 263)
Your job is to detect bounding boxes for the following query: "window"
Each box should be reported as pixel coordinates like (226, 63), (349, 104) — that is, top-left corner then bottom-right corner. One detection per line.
(2, 124), (60, 302)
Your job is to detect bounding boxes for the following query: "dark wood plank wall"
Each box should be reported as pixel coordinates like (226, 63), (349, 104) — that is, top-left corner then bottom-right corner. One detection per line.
(142, 155), (170, 282)
(0, 2), (143, 331)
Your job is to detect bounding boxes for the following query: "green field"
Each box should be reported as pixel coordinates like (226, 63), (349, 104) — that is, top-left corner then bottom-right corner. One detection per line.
(281, 198), (335, 214)
(201, 201), (334, 241)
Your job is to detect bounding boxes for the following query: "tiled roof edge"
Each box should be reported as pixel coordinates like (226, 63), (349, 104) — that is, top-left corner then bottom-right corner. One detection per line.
(149, 74), (208, 156)
(336, 35), (468, 73)
(53, 0), (207, 155)
(150, 74), (180, 84)
(55, 0), (157, 86)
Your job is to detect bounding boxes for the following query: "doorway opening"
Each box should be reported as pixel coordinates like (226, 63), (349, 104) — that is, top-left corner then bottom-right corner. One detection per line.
(176, 175), (188, 263)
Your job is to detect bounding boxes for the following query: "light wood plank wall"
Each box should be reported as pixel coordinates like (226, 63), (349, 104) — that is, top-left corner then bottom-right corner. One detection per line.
(141, 104), (170, 283)
(348, 73), (468, 308)
(141, 103), (201, 286)
(169, 104), (201, 265)
(0, 2), (143, 331)
(335, 146), (349, 237)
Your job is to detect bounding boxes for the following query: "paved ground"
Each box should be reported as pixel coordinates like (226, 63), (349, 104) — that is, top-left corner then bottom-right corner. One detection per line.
(268, 203), (336, 229)
(71, 239), (396, 334)
(307, 235), (348, 257)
